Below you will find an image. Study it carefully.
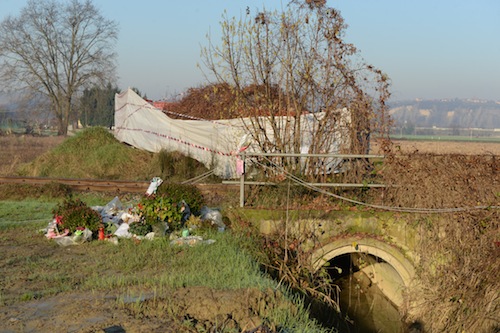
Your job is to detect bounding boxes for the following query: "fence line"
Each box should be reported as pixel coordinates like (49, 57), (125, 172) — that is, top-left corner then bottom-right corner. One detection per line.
(226, 152), (385, 207)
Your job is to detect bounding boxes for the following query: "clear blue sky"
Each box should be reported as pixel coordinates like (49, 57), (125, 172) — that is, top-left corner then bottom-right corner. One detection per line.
(1, 0), (499, 101)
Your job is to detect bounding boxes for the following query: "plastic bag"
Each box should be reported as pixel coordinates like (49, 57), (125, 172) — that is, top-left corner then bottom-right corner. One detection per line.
(96, 196), (125, 224)
(114, 222), (132, 238)
(199, 206), (225, 231)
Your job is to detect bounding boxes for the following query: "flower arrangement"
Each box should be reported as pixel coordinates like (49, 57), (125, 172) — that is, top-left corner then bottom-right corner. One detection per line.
(128, 217), (153, 236)
(52, 197), (102, 235)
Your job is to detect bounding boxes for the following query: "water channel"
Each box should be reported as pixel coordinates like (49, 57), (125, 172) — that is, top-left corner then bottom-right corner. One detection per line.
(324, 253), (405, 332)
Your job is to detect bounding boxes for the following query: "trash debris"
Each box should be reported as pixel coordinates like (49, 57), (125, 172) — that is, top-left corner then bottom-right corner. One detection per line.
(180, 200), (191, 224)
(146, 176), (163, 196)
(53, 228), (93, 247)
(200, 206), (226, 232)
(44, 217), (69, 239)
(42, 183), (226, 246)
(104, 236), (119, 245)
(92, 196), (131, 225)
(114, 222), (132, 238)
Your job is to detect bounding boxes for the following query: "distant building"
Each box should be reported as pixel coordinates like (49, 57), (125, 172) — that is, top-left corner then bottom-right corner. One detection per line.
(152, 101), (170, 110)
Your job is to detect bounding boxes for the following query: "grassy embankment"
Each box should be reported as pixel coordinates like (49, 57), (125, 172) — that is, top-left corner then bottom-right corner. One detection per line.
(0, 127), (334, 332)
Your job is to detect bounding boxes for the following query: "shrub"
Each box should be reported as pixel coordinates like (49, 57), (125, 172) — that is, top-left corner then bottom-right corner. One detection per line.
(135, 194), (183, 233)
(52, 197), (102, 235)
(155, 183), (205, 215)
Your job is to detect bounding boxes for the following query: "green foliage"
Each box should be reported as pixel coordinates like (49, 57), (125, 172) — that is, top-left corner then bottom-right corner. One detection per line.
(128, 220), (153, 236)
(52, 197), (102, 234)
(135, 194), (183, 232)
(155, 182), (205, 215)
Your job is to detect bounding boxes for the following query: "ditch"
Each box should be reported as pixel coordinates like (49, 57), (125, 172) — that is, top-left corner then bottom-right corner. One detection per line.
(312, 253), (406, 332)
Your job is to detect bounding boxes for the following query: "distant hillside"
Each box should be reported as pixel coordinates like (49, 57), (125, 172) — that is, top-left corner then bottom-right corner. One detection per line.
(389, 99), (500, 129)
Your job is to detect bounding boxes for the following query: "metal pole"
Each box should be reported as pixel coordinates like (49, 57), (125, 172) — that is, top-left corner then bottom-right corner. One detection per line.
(239, 172), (245, 207)
(239, 154), (245, 207)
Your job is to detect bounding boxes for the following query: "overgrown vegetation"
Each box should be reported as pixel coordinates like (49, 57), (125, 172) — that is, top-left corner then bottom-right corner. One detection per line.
(375, 151), (500, 332)
(409, 211), (499, 332)
(14, 128), (222, 183)
(200, 0), (392, 183)
(155, 149), (218, 184)
(155, 182), (205, 215)
(2, 123), (499, 332)
(0, 0), (497, 326)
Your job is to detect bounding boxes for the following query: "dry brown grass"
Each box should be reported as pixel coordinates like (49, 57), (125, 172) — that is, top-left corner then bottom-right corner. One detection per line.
(410, 210), (500, 333)
(378, 153), (499, 209)
(373, 141), (500, 333)
(0, 135), (65, 176)
(371, 139), (500, 155)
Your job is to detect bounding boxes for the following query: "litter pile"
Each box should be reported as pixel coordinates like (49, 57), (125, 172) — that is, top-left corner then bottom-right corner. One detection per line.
(42, 177), (226, 246)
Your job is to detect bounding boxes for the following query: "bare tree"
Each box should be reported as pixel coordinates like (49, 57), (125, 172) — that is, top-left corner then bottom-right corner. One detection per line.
(201, 1), (391, 181)
(0, 0), (118, 135)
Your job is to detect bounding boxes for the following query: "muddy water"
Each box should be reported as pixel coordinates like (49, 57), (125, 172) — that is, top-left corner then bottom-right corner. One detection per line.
(336, 272), (404, 332)
(327, 254), (405, 332)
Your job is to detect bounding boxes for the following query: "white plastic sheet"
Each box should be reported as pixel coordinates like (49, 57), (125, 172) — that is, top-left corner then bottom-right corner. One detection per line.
(114, 88), (350, 179)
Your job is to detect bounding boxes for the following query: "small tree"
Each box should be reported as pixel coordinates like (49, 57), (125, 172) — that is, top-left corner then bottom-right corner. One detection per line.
(201, 0), (391, 181)
(0, 0), (118, 135)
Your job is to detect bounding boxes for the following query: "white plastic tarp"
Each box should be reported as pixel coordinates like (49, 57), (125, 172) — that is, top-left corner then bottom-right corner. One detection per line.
(114, 88), (349, 179)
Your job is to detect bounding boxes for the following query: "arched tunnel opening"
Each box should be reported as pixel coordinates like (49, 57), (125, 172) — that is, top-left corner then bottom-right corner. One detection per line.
(315, 253), (406, 332)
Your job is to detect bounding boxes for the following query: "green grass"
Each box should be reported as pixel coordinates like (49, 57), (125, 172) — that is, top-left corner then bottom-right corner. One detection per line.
(81, 231), (275, 291)
(14, 127), (219, 182)
(16, 127), (158, 180)
(0, 200), (56, 227)
(0, 195), (335, 333)
(0, 193), (119, 229)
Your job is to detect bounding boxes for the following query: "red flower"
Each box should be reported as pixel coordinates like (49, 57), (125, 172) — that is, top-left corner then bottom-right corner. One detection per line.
(55, 215), (63, 225)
